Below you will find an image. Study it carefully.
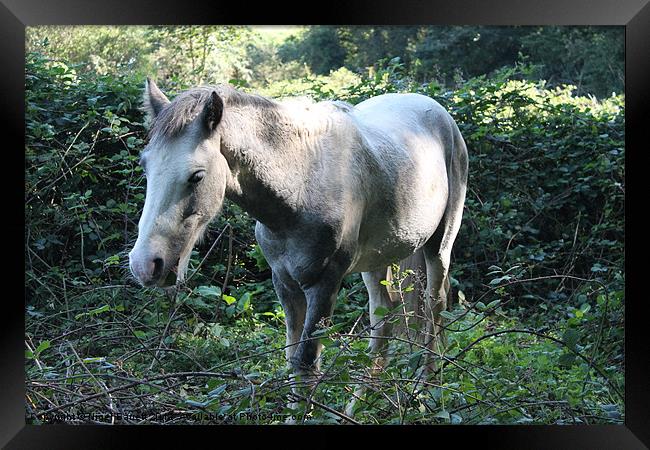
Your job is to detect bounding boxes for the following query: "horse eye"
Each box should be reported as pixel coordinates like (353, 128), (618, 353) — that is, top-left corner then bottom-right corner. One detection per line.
(189, 170), (205, 184)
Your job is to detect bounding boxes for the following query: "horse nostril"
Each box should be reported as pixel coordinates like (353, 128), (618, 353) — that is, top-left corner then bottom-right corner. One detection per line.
(151, 257), (164, 280)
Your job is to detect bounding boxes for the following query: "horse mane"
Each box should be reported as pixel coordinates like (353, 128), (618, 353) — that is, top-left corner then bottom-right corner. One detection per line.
(147, 84), (279, 139)
(146, 84), (358, 161)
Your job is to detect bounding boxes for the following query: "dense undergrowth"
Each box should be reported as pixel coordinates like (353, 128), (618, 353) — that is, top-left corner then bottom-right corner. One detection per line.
(25, 53), (624, 424)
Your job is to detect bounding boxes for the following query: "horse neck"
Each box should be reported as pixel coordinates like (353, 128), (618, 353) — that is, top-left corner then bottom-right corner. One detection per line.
(220, 104), (314, 229)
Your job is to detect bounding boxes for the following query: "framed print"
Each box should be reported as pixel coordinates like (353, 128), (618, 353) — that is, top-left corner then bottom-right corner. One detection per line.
(5, 0), (648, 447)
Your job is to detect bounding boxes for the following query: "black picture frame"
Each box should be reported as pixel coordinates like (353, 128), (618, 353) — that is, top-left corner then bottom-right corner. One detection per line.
(5, 1), (647, 447)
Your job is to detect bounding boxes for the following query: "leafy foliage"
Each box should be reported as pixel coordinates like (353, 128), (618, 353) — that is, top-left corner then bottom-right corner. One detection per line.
(25, 30), (623, 425)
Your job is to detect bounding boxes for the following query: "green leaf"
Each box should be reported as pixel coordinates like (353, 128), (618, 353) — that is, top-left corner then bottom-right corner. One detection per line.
(185, 399), (209, 408)
(246, 244), (269, 270)
(222, 294), (237, 305)
(209, 323), (223, 337)
(433, 410), (450, 420)
(558, 352), (576, 368)
(196, 285), (222, 298)
(88, 304), (110, 316)
(487, 265), (502, 273)
(237, 292), (252, 311)
(235, 386), (253, 397)
(208, 384), (228, 398)
(133, 330), (147, 339)
(35, 340), (51, 355)
(320, 336), (335, 348)
(83, 357), (105, 363)
(331, 322), (347, 334)
(562, 328), (580, 350)
(489, 275), (510, 286)
(408, 350), (425, 371)
(486, 299), (501, 309)
(373, 306), (390, 317)
(439, 310), (456, 320)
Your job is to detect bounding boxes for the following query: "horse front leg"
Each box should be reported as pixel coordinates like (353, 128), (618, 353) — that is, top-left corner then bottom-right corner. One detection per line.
(291, 280), (340, 377)
(271, 271), (308, 418)
(272, 271), (306, 363)
(280, 280), (339, 422)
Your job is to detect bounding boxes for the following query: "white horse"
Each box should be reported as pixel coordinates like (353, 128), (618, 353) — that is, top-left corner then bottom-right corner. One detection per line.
(128, 79), (468, 416)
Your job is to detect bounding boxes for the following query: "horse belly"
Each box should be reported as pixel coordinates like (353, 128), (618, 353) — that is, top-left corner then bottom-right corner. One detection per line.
(350, 196), (446, 273)
(350, 241), (422, 274)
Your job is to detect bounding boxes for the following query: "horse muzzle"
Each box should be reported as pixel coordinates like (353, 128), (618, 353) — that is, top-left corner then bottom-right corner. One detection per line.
(129, 249), (179, 288)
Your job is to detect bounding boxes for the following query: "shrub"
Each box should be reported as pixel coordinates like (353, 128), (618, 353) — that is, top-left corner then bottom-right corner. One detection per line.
(25, 54), (624, 425)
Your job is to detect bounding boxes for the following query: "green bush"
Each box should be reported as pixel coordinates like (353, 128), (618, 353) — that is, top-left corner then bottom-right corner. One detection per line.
(26, 51), (148, 296)
(25, 52), (623, 425)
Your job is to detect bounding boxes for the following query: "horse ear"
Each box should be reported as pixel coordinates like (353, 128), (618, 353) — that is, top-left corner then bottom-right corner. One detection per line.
(203, 91), (224, 132)
(142, 77), (170, 121)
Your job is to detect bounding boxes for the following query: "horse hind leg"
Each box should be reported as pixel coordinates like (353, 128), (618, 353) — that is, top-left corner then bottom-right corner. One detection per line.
(345, 253), (428, 418)
(345, 268), (395, 417)
(421, 140), (468, 376)
(421, 238), (449, 373)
